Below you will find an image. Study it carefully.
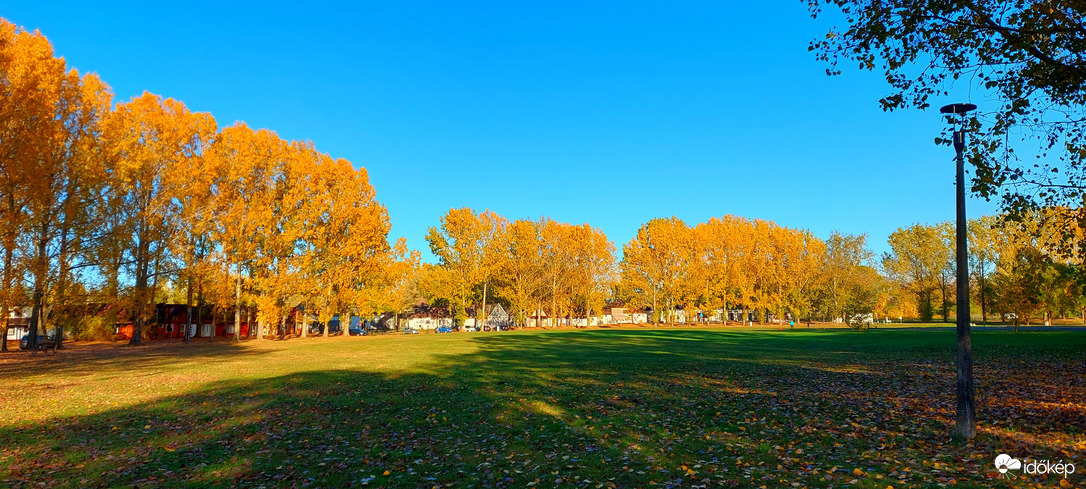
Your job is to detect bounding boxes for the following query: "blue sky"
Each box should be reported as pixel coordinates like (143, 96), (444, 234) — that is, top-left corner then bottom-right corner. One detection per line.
(6, 1), (1000, 262)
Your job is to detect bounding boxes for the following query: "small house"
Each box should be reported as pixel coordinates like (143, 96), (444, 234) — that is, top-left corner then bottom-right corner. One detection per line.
(4, 307), (31, 340)
(526, 309), (550, 328)
(404, 305), (453, 330)
(483, 304), (511, 328)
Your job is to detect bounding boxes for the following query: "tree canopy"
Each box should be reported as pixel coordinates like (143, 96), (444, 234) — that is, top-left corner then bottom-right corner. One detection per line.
(809, 0), (1086, 248)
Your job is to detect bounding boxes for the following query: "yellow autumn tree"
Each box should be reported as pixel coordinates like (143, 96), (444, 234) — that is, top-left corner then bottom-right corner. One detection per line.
(772, 227), (826, 325)
(303, 151), (396, 336)
(621, 217), (693, 324)
(378, 247), (423, 331)
(495, 219), (546, 327)
(208, 123), (286, 340)
(163, 126), (218, 343)
(538, 218), (575, 327)
(568, 223), (616, 326)
(104, 92), (215, 345)
(0, 20), (46, 350)
(18, 27), (112, 349)
(426, 208), (504, 327)
(883, 223), (954, 322)
(694, 216), (748, 323)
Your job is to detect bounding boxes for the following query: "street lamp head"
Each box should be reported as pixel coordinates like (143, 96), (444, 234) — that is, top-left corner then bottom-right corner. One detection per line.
(940, 103), (977, 115)
(941, 103), (977, 152)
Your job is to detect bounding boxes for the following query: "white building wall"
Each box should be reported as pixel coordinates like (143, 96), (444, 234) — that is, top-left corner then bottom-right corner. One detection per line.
(406, 317), (453, 330)
(5, 325), (27, 340)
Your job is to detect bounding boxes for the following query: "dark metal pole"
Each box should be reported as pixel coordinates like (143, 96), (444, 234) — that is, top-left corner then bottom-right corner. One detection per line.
(952, 128), (976, 439)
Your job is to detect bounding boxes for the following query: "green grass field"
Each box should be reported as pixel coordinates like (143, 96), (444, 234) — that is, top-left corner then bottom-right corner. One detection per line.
(1, 327), (1083, 488)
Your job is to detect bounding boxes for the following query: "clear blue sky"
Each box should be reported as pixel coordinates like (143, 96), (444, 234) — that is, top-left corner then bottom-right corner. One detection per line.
(6, 1), (999, 262)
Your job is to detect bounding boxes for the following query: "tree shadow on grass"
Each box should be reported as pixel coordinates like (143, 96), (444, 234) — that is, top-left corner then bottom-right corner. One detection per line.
(0, 329), (1083, 488)
(0, 341), (273, 380)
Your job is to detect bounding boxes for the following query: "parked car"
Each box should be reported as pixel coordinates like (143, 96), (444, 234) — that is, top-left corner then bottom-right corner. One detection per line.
(349, 324), (366, 336)
(464, 326), (478, 332)
(19, 334), (55, 351)
(402, 327), (420, 335)
(435, 326), (453, 334)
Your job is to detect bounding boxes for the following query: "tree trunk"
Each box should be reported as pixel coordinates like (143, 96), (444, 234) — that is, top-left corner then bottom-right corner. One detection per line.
(132, 317), (144, 346)
(979, 276), (987, 324)
(184, 277), (193, 343)
(551, 282), (557, 329)
(54, 226), (74, 351)
(246, 267), (255, 339)
(129, 240), (150, 346)
(0, 244), (13, 353)
(0, 192), (18, 353)
(942, 279), (951, 322)
(147, 256), (162, 343)
(54, 321), (64, 352)
(323, 295), (330, 337)
(27, 224), (49, 351)
(195, 282), (203, 341)
(233, 263), (242, 341)
(652, 290), (658, 325)
(480, 280), (488, 330)
(301, 302), (308, 338)
(0, 312), (7, 353)
(28, 287), (43, 352)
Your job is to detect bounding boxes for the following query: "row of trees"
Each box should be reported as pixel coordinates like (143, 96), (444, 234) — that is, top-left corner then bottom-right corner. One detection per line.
(422, 208), (615, 327)
(618, 217), (902, 326)
(884, 214), (1086, 326)
(620, 216), (827, 324)
(420, 212), (891, 327)
(420, 210), (1085, 329)
(0, 20), (407, 350)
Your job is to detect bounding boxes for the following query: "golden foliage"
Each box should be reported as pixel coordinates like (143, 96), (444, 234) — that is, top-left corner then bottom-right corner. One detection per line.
(0, 18), (403, 340)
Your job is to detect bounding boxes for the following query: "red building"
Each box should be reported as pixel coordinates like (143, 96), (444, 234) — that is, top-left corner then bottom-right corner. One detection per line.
(114, 304), (253, 340)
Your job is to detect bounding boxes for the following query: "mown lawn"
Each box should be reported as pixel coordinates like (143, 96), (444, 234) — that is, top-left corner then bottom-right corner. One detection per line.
(0, 327), (1083, 488)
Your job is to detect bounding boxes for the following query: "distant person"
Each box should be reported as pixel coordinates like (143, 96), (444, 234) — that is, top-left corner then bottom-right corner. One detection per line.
(790, 320), (795, 329)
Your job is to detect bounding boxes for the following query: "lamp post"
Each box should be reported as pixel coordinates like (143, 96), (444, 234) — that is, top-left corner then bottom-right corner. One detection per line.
(940, 102), (977, 440)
